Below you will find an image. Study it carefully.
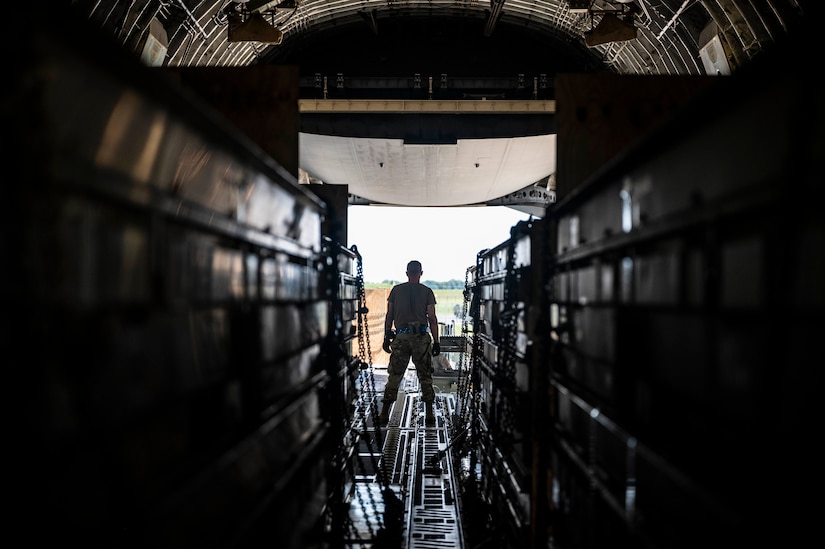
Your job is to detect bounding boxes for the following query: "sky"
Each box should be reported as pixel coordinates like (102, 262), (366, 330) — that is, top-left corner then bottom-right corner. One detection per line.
(347, 205), (534, 283)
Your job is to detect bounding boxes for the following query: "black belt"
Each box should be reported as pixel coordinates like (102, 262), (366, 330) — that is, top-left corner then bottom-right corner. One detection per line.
(396, 325), (430, 334)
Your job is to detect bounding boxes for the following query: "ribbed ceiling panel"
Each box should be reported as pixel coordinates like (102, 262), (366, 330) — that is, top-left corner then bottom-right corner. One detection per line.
(71, 1), (807, 75)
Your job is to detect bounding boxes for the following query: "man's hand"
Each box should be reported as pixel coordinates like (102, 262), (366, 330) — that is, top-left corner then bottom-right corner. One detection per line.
(383, 330), (395, 354)
(432, 342), (441, 356)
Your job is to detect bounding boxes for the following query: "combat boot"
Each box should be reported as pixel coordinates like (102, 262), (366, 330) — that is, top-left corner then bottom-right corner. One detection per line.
(425, 401), (435, 426)
(378, 401), (392, 425)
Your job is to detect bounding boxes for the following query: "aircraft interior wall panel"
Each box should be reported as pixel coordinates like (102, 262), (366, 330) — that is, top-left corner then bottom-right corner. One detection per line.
(259, 302), (328, 362)
(552, 380), (742, 548)
(476, 432), (531, 548)
(18, 192), (331, 546)
(7, 9), (336, 547)
(550, 448), (637, 548)
(631, 446), (739, 547)
(260, 255), (322, 301)
(565, 181), (625, 252)
(242, 441), (330, 548)
(546, 29), (825, 548)
(259, 343), (323, 402)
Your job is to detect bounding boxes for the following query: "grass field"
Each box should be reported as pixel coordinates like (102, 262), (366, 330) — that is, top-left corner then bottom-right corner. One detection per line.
(432, 289), (466, 318)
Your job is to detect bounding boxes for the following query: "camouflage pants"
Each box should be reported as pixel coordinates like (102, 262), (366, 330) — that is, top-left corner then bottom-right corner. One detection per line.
(384, 333), (435, 403)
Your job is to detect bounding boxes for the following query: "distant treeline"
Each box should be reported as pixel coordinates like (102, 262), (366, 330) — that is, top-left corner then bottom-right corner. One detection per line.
(369, 279), (466, 289)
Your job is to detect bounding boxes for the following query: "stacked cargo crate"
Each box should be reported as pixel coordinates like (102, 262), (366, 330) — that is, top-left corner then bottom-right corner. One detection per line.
(464, 220), (539, 548)
(545, 27), (823, 549)
(7, 12), (345, 548)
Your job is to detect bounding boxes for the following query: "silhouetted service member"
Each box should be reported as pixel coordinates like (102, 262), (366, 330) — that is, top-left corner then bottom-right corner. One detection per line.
(380, 260), (440, 426)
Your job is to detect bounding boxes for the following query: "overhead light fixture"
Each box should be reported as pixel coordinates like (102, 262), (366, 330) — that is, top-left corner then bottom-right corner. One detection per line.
(585, 13), (637, 47)
(228, 12), (283, 44)
(225, 0), (300, 44)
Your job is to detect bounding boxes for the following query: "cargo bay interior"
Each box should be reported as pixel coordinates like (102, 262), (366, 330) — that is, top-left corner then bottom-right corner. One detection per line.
(6, 2), (822, 548)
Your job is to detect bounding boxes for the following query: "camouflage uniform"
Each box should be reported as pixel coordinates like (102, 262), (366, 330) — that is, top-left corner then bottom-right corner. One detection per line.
(383, 275), (438, 406)
(384, 328), (435, 404)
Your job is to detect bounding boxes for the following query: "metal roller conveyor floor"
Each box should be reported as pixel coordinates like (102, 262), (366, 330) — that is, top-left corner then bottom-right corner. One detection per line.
(351, 368), (465, 549)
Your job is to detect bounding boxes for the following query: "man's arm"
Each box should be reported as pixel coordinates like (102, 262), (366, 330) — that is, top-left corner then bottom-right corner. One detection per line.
(427, 303), (440, 356)
(426, 303), (439, 344)
(383, 301), (396, 354)
(385, 301), (395, 333)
